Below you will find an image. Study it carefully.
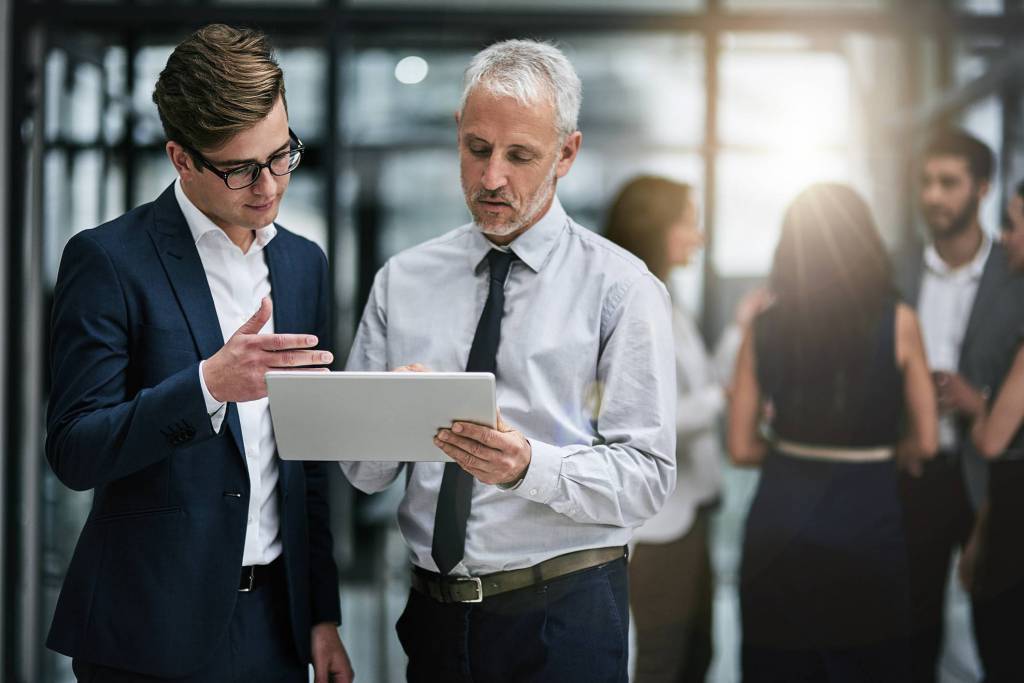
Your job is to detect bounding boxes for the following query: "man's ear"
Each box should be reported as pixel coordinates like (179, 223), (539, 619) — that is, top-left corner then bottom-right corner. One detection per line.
(167, 142), (194, 179)
(555, 131), (582, 179)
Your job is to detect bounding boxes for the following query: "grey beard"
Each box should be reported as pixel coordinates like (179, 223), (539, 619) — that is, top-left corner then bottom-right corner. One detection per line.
(471, 162), (558, 237)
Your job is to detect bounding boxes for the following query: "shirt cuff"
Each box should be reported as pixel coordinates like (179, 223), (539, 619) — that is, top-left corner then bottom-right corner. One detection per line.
(507, 438), (563, 505)
(198, 360), (227, 433)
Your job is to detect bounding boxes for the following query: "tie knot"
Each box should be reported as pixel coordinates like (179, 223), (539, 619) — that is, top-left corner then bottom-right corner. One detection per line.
(486, 249), (516, 284)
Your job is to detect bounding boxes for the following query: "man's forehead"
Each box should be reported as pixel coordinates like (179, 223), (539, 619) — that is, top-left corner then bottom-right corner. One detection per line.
(460, 89), (558, 139)
(922, 155), (971, 176)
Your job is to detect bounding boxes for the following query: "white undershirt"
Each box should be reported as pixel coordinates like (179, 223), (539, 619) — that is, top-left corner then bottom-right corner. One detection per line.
(917, 235), (991, 451)
(174, 179), (282, 567)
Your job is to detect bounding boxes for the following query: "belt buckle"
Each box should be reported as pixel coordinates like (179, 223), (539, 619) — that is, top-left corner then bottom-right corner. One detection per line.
(240, 566), (255, 593)
(454, 576), (483, 603)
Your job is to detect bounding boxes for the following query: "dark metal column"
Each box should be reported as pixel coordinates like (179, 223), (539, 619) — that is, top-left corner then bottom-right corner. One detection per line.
(12, 22), (47, 683)
(0, 0), (12, 676)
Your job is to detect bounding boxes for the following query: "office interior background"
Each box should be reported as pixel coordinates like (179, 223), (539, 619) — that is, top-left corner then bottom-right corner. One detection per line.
(2, 0), (1024, 680)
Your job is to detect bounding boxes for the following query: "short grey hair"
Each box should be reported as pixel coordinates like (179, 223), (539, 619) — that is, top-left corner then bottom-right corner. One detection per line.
(459, 39), (582, 140)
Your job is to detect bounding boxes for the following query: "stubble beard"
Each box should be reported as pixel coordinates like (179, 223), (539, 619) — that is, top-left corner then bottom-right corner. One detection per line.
(469, 160), (558, 238)
(926, 194), (979, 241)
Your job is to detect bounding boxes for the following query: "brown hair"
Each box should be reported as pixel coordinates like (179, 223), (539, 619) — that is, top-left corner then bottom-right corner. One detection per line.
(769, 183), (894, 352)
(603, 176), (693, 282)
(924, 128), (994, 184)
(152, 23), (286, 155)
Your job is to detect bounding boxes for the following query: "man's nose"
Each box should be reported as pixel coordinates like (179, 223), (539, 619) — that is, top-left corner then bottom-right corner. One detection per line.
(252, 165), (276, 195)
(480, 156), (508, 192)
(921, 182), (942, 205)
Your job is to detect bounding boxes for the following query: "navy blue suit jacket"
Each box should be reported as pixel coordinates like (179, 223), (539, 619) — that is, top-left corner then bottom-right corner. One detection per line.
(45, 184), (341, 677)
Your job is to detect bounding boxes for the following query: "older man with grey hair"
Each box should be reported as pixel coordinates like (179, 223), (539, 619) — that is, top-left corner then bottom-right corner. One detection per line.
(341, 39), (676, 682)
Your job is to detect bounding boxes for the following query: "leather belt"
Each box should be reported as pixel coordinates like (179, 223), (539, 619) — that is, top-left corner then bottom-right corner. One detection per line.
(775, 438), (893, 463)
(411, 546), (626, 604)
(239, 557), (282, 592)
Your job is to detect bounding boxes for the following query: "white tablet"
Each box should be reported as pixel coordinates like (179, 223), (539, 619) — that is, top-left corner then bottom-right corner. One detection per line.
(266, 371), (496, 462)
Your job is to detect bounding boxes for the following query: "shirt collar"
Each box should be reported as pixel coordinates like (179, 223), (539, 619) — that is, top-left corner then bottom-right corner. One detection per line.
(467, 195), (568, 274)
(173, 177), (277, 252)
(923, 232), (991, 280)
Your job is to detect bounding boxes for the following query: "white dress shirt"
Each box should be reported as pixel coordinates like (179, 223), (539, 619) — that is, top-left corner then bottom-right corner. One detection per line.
(174, 179), (282, 567)
(341, 197), (677, 577)
(634, 303), (741, 544)
(917, 234), (991, 451)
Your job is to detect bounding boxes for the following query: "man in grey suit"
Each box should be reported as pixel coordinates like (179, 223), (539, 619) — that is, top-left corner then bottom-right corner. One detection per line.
(895, 129), (1024, 683)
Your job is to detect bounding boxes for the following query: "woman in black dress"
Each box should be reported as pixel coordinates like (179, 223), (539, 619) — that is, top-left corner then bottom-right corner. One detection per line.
(727, 183), (938, 681)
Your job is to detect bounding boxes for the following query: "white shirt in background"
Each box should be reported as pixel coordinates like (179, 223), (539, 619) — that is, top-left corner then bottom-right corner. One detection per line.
(917, 234), (991, 452)
(634, 302), (741, 544)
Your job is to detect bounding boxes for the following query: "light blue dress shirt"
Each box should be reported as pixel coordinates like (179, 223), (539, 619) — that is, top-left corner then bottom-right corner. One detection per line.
(341, 196), (677, 576)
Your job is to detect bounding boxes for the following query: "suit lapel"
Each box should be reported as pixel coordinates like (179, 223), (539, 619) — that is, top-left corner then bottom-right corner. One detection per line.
(264, 234), (298, 490)
(897, 248), (925, 308)
(147, 183), (246, 459)
(961, 244), (1007, 363)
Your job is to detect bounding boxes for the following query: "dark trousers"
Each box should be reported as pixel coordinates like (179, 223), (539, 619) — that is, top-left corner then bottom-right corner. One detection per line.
(742, 640), (910, 683)
(397, 557), (629, 683)
(72, 561), (307, 683)
(630, 508), (713, 683)
(972, 584), (1024, 683)
(898, 456), (973, 683)
(971, 459), (1024, 683)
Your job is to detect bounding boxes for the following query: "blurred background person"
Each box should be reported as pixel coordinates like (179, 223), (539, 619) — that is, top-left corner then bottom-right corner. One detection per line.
(893, 129), (1024, 683)
(10, 3), (1024, 681)
(728, 183), (937, 681)
(930, 178), (1024, 683)
(605, 176), (767, 683)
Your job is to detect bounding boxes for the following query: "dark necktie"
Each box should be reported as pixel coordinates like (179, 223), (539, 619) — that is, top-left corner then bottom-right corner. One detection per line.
(431, 248), (516, 575)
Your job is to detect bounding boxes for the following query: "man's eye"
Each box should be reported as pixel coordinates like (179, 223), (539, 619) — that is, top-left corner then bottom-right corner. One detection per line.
(510, 154), (532, 163)
(228, 166), (255, 180)
(470, 147), (489, 157)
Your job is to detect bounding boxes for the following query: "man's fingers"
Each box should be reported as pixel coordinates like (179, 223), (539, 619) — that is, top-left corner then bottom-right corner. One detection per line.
(434, 439), (492, 476)
(450, 421), (504, 448)
(235, 297), (272, 336)
(394, 363), (428, 373)
(258, 333), (319, 352)
(266, 349), (334, 368)
(435, 431), (500, 469)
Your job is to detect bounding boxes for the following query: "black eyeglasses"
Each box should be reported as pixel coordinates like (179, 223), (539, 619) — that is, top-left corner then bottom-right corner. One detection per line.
(184, 128), (304, 190)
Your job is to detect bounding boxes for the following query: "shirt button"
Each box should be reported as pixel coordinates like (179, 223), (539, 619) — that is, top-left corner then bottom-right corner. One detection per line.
(529, 488), (538, 496)
(248, 516), (255, 524)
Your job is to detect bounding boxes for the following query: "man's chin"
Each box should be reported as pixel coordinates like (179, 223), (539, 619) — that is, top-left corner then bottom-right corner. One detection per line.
(472, 216), (521, 237)
(239, 210), (280, 230)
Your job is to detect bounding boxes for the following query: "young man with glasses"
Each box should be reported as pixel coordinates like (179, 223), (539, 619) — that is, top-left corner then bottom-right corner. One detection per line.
(45, 24), (353, 683)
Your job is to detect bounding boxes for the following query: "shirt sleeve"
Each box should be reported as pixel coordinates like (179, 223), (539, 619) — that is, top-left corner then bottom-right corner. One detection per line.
(197, 360), (227, 433)
(507, 273), (677, 528)
(712, 323), (743, 387)
(338, 263), (405, 493)
(675, 385), (726, 441)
